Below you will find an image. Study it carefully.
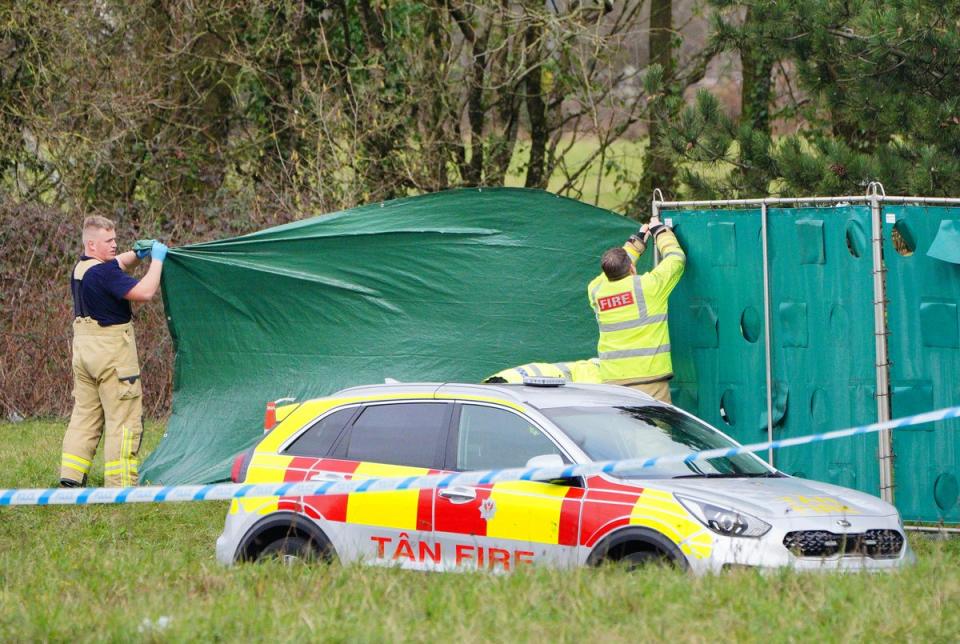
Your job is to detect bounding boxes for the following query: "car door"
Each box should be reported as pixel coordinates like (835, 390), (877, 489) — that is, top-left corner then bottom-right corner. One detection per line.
(276, 405), (361, 519)
(280, 401), (451, 569)
(432, 402), (584, 571)
(324, 401), (450, 568)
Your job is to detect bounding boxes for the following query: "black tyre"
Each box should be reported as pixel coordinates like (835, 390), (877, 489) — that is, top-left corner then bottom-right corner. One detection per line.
(258, 535), (320, 564)
(617, 549), (674, 570)
(587, 528), (689, 572)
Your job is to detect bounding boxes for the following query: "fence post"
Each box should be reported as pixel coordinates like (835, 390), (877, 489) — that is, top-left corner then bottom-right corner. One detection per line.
(869, 182), (894, 503)
(652, 189), (665, 265)
(761, 201), (775, 465)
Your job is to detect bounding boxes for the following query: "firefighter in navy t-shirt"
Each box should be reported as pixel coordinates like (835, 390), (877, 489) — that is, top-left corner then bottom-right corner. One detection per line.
(60, 216), (168, 488)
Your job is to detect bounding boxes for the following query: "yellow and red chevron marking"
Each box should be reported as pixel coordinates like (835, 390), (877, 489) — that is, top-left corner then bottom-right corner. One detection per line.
(579, 477), (646, 546)
(229, 453), (294, 515)
(579, 477), (712, 558)
(280, 457), (358, 521)
(232, 433), (710, 558)
(345, 463), (433, 532)
(237, 457), (437, 533)
(432, 481), (582, 546)
(629, 488), (712, 559)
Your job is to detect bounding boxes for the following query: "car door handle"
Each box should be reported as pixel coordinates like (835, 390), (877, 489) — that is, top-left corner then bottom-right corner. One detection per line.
(438, 486), (477, 504)
(309, 472), (350, 482)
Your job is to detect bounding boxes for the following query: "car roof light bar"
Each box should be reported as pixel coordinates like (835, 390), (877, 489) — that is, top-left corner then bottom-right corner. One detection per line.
(522, 376), (566, 387)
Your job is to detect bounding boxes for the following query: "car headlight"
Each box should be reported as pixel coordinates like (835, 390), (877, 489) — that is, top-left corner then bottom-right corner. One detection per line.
(676, 494), (771, 538)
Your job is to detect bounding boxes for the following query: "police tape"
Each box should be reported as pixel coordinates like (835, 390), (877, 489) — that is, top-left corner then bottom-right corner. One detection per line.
(2, 405), (959, 507)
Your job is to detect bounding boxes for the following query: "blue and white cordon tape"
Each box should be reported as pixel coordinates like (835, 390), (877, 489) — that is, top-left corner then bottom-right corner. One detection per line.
(2, 406), (959, 507)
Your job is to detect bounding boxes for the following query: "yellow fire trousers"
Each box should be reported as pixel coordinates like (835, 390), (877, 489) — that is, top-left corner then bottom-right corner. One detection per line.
(61, 318), (143, 487)
(605, 378), (673, 404)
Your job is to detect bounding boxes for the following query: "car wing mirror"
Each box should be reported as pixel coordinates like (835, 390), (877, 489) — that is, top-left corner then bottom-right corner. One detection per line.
(523, 454), (583, 487)
(524, 453), (564, 470)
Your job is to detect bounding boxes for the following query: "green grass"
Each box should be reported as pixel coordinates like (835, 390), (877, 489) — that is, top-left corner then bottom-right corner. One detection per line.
(2, 420), (959, 642)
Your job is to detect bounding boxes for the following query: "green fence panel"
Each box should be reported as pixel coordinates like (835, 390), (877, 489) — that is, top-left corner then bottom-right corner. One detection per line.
(666, 209), (768, 446)
(884, 205), (960, 523)
(667, 207), (879, 497)
(766, 207), (878, 494)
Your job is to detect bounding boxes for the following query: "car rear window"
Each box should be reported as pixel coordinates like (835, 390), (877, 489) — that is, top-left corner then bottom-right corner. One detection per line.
(283, 407), (356, 457)
(342, 402), (450, 468)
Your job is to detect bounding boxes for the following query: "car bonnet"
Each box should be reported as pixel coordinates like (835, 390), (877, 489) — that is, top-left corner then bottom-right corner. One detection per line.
(643, 476), (897, 520)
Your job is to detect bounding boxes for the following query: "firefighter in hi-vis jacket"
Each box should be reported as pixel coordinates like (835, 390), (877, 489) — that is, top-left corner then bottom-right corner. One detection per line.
(59, 216), (168, 488)
(588, 217), (686, 403)
(483, 359), (601, 384)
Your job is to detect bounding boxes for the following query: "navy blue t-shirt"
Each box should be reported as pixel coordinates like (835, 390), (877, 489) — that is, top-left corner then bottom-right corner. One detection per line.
(72, 256), (138, 326)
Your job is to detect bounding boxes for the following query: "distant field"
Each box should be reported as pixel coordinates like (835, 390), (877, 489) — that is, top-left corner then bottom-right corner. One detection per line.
(505, 138), (647, 213)
(504, 136), (733, 213)
(2, 419), (958, 642)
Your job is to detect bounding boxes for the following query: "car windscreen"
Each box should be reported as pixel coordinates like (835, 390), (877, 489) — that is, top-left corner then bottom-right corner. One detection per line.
(541, 405), (774, 479)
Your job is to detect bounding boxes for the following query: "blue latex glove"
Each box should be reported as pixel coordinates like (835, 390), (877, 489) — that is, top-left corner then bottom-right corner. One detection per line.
(133, 239), (156, 259)
(150, 242), (169, 262)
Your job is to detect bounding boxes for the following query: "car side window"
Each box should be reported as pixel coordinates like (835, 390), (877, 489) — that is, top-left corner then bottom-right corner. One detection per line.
(283, 407), (356, 457)
(456, 405), (563, 471)
(342, 402), (450, 468)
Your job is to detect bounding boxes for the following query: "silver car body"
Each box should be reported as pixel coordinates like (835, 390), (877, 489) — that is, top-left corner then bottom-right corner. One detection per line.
(216, 382), (914, 573)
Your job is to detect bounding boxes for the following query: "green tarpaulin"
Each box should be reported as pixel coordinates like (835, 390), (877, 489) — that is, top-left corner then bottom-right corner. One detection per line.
(141, 188), (637, 484)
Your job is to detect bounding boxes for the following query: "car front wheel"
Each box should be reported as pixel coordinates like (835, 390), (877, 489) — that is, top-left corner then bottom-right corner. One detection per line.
(258, 535), (322, 564)
(617, 549), (675, 570)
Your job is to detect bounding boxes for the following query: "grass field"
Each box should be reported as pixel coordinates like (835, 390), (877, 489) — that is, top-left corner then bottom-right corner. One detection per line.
(505, 138), (647, 212)
(2, 419), (958, 642)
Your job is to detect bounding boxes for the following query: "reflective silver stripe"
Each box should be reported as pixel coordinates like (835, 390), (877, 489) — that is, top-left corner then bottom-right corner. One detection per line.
(599, 344), (671, 360)
(589, 282), (604, 323)
(589, 282), (603, 304)
(599, 314), (668, 332)
(555, 362), (572, 379)
(515, 366), (530, 378)
(662, 252), (685, 261)
(632, 276), (648, 319)
(527, 363), (543, 376)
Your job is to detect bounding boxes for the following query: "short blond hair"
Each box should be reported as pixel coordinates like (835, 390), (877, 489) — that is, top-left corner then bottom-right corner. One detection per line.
(82, 215), (115, 243)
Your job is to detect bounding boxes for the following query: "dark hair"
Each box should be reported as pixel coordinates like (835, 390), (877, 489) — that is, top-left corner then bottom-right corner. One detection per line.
(601, 247), (632, 280)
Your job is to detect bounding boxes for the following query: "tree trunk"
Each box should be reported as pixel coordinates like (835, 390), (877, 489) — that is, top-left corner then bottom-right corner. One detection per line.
(523, 19), (548, 188)
(465, 31), (489, 185)
(740, 5), (774, 134)
(638, 0), (675, 211)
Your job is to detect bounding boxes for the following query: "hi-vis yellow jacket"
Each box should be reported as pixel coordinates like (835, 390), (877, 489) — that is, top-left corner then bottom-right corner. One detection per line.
(484, 359), (601, 384)
(588, 229), (685, 384)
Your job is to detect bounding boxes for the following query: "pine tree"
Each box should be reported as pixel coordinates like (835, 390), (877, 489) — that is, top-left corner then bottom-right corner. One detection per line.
(664, 0), (960, 198)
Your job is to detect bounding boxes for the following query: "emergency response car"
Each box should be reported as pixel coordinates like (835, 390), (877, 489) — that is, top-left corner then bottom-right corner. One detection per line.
(216, 381), (914, 573)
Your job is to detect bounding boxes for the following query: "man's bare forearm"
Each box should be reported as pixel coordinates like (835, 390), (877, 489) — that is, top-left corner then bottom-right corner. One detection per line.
(124, 260), (163, 302)
(116, 250), (140, 271)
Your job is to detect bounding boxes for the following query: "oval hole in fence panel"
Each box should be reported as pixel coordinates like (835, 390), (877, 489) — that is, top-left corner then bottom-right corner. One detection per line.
(892, 219), (916, 256)
(719, 389), (736, 426)
(845, 219), (867, 258)
(934, 472), (959, 513)
(740, 306), (761, 343)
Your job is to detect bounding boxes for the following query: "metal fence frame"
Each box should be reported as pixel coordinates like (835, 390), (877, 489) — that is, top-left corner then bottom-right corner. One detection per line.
(652, 183), (960, 507)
